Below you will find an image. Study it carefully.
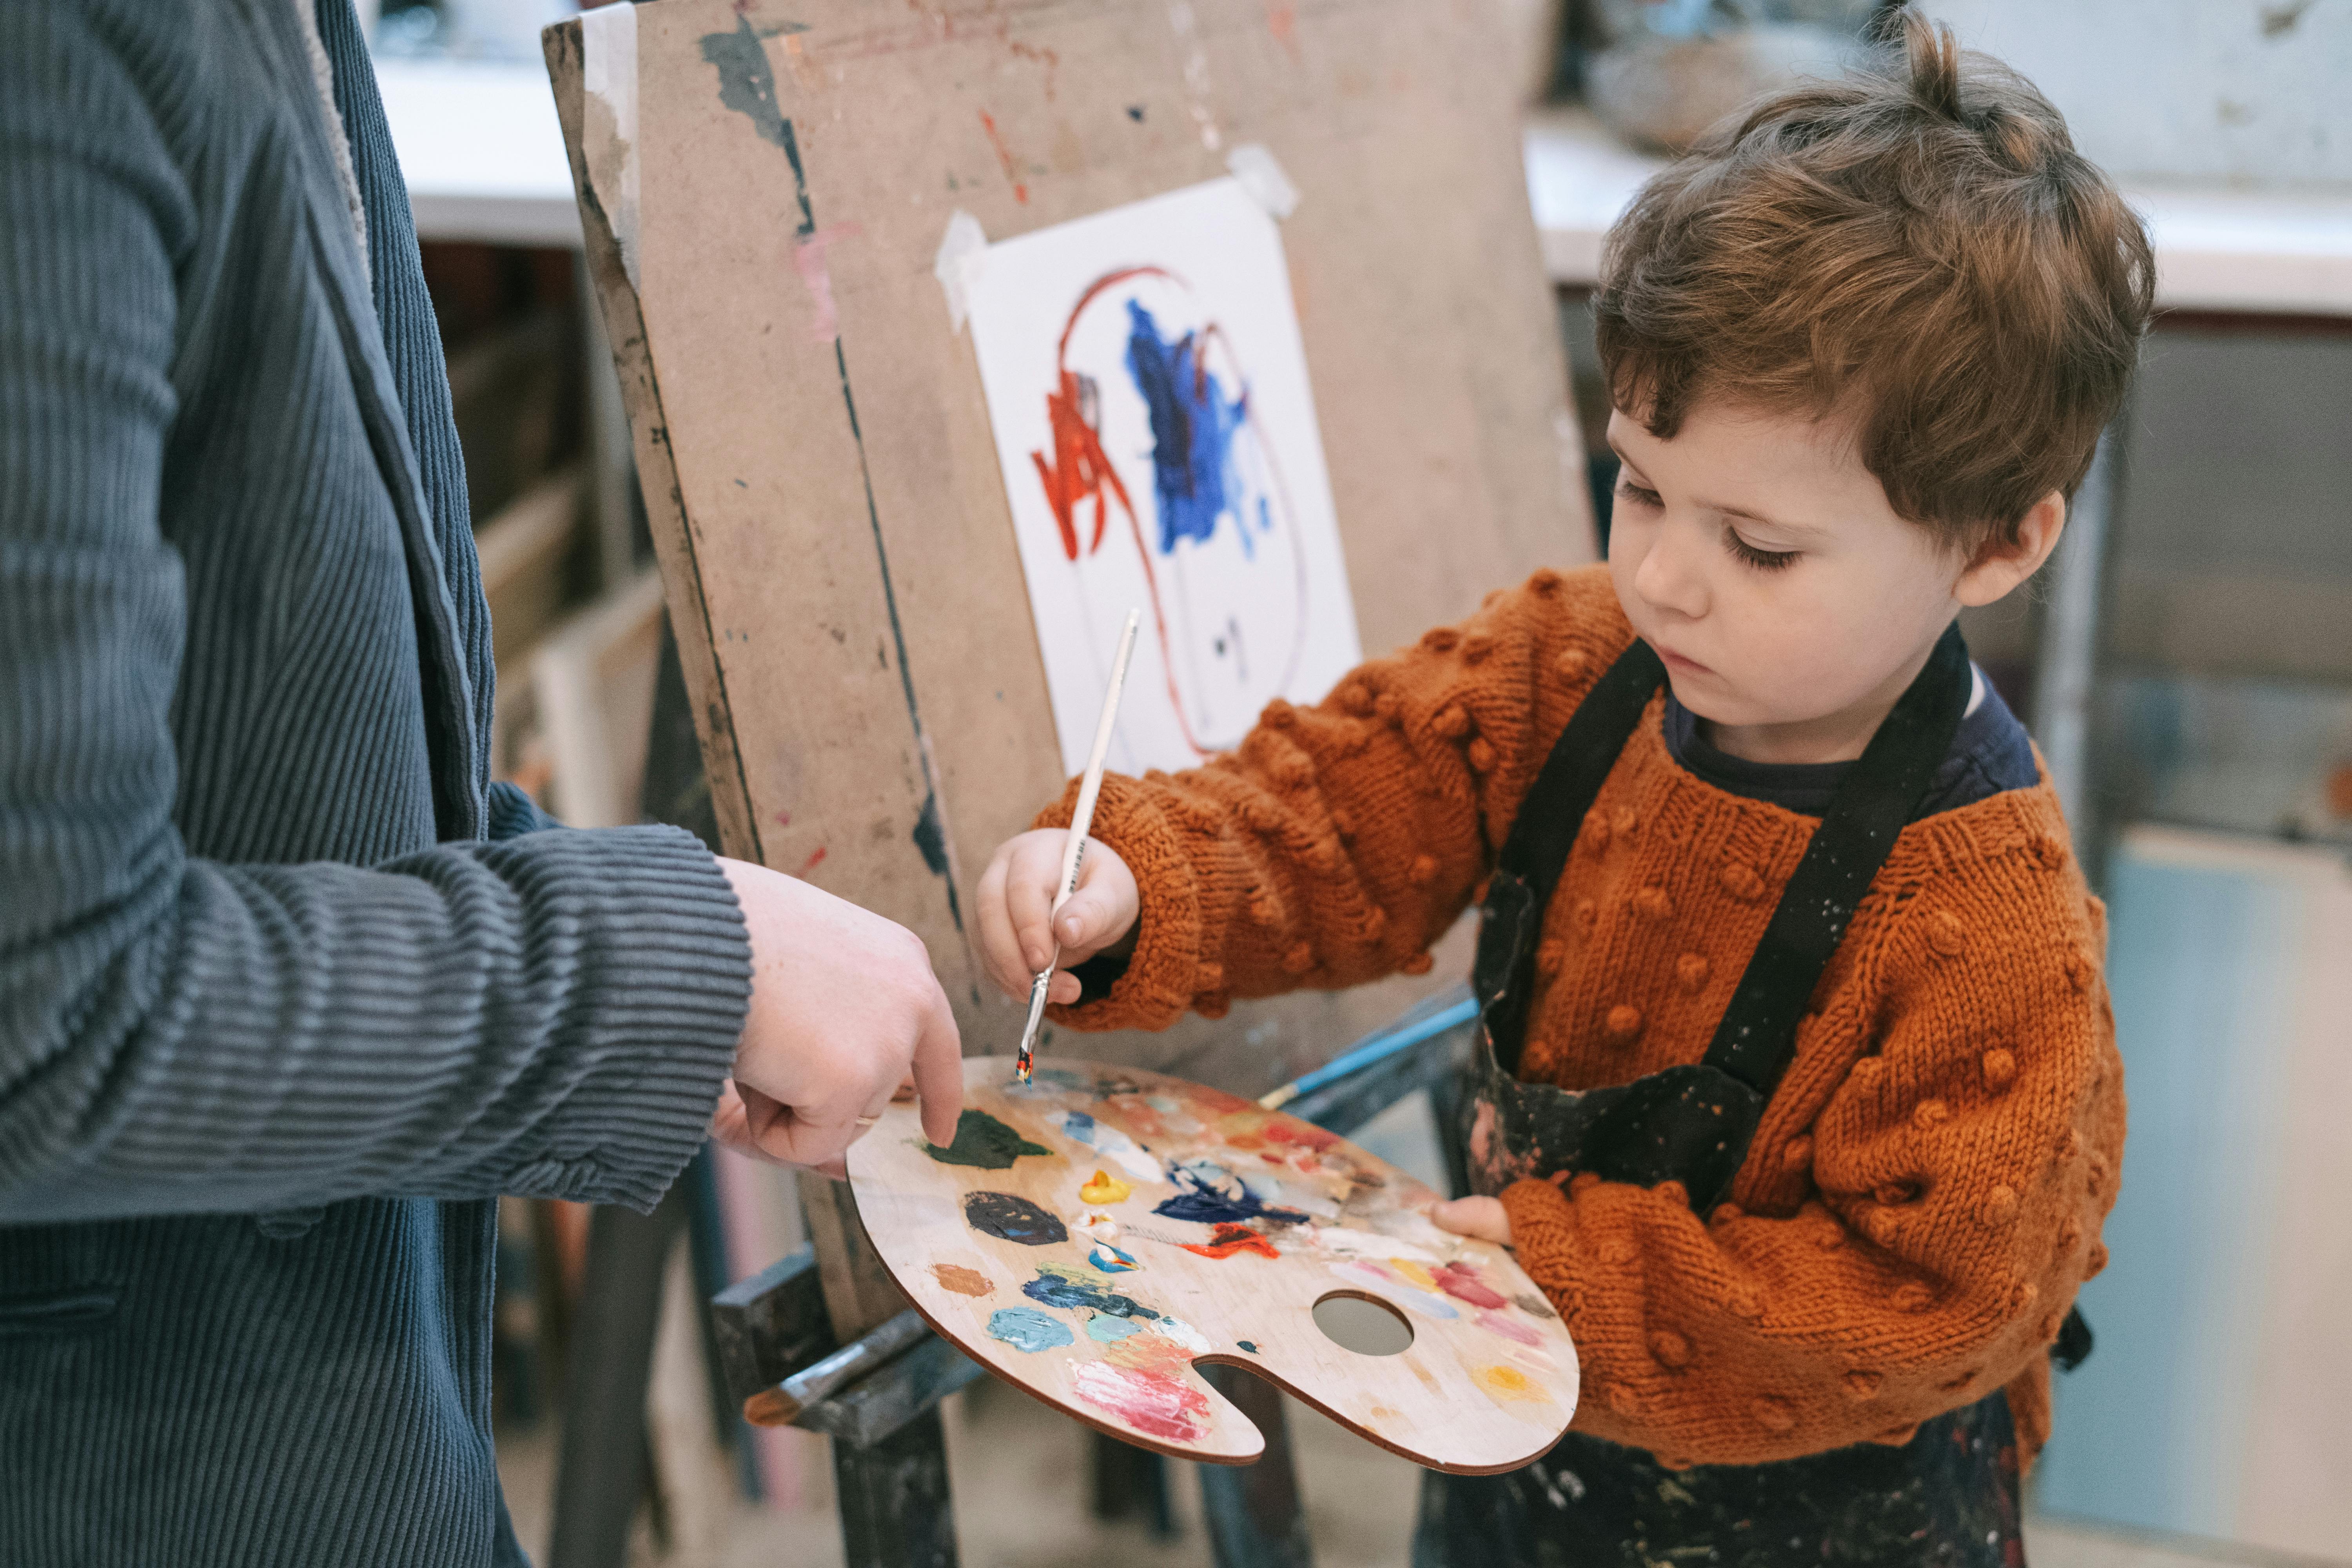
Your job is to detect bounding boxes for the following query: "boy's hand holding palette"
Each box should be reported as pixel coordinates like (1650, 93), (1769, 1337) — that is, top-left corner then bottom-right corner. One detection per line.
(845, 1057), (1580, 1472)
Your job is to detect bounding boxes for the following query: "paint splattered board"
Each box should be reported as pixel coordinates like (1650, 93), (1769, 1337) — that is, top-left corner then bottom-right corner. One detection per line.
(846, 1059), (1579, 1472)
(543, 0), (1595, 1093)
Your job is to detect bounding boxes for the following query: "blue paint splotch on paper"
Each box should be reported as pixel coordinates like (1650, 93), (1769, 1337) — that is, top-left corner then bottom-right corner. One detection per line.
(1152, 1157), (1307, 1227)
(988, 1307), (1075, 1353)
(1123, 300), (1264, 559)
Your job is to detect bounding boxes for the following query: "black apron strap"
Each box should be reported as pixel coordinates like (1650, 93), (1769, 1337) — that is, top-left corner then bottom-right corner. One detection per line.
(1471, 639), (1665, 1074)
(1699, 622), (1973, 1093)
(1465, 621), (1975, 1212)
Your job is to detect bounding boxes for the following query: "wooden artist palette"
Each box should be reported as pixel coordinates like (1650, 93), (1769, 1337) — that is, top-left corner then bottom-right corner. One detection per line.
(846, 1058), (1580, 1473)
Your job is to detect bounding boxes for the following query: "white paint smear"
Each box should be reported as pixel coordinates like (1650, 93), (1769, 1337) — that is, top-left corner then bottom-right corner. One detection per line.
(1225, 144), (1299, 220)
(580, 1), (641, 290)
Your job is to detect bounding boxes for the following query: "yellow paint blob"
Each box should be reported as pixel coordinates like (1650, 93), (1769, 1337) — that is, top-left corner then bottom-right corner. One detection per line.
(1388, 1258), (1437, 1291)
(1078, 1169), (1132, 1205)
(1471, 1363), (1549, 1405)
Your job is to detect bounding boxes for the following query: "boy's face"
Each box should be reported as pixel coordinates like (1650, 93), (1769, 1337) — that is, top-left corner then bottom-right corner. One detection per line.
(1602, 398), (2051, 762)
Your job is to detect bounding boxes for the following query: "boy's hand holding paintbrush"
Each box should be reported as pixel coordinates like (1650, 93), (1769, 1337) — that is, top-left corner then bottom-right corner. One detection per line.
(976, 831), (1139, 1008)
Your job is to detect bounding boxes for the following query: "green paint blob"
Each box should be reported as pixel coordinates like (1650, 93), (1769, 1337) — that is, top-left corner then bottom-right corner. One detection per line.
(926, 1109), (1051, 1170)
(1087, 1315), (1144, 1344)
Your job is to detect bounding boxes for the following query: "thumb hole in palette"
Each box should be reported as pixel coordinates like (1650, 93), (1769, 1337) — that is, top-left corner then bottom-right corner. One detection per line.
(1312, 1291), (1414, 1357)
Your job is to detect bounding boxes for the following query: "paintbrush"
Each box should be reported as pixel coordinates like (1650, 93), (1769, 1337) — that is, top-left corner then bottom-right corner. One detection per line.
(1017, 607), (1142, 1083)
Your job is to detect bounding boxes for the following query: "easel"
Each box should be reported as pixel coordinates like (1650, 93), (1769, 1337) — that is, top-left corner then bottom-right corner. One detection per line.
(538, 0), (1588, 1559)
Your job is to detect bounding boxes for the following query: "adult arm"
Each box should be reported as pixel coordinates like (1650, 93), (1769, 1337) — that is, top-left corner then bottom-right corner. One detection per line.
(1033, 568), (1635, 1031)
(0, 2), (748, 1223)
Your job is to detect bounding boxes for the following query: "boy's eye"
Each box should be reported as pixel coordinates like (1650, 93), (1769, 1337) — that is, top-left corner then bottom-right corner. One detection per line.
(1724, 527), (1799, 572)
(1614, 478), (1662, 509)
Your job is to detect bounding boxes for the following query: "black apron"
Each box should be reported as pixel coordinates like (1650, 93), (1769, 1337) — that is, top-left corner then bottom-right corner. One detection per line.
(1418, 625), (2038, 1568)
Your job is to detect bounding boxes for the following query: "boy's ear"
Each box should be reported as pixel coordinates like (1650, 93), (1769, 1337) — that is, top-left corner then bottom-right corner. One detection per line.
(1954, 490), (2067, 608)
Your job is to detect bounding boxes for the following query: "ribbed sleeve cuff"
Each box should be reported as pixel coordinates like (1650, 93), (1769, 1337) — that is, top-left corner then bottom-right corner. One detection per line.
(1500, 1175), (1580, 1301)
(470, 823), (750, 1212)
(1034, 773), (1203, 1033)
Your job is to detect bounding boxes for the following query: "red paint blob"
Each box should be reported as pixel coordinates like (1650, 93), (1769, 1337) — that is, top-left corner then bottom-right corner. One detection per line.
(1432, 1261), (1508, 1310)
(1180, 1222), (1280, 1261)
(1262, 1120), (1339, 1152)
(1072, 1359), (1210, 1443)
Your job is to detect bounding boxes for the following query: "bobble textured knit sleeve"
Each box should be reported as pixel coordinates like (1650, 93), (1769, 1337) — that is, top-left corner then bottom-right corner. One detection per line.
(0, 0), (749, 1225)
(1037, 565), (2123, 1467)
(1038, 568), (1628, 1026)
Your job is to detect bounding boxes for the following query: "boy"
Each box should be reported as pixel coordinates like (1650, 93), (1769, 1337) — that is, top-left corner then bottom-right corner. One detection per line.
(977, 13), (2142, 1564)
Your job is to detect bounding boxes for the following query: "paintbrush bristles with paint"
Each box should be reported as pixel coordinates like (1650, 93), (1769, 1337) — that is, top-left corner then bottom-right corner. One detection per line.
(1017, 608), (1142, 1083)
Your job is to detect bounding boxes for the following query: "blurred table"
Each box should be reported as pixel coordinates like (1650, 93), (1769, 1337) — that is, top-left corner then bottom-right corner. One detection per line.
(376, 55), (580, 247)
(1525, 108), (2352, 318)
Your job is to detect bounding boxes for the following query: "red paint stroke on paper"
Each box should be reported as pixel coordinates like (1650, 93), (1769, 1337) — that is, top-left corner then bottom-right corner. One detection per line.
(773, 809), (792, 826)
(1071, 1358), (1211, 1443)
(977, 109), (1028, 203)
(1432, 1261), (1508, 1310)
(1180, 1221), (1280, 1261)
(797, 846), (828, 877)
(792, 222), (864, 345)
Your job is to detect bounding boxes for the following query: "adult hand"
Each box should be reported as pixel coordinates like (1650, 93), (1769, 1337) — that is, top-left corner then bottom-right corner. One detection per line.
(1430, 1194), (1513, 1246)
(975, 829), (1139, 1005)
(709, 858), (963, 1178)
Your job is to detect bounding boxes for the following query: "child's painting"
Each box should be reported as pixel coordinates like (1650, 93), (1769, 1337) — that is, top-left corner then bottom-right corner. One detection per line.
(963, 180), (1364, 776)
(846, 1058), (1580, 1472)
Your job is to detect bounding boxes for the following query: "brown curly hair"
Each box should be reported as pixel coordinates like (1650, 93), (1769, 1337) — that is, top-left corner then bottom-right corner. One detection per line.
(1592, 9), (2156, 547)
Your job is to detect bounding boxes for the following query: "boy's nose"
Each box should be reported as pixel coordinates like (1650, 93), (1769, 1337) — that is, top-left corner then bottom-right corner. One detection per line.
(1630, 523), (1710, 621)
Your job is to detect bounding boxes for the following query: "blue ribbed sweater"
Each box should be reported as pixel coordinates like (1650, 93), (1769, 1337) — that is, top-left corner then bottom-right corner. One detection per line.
(0, 2), (755, 1562)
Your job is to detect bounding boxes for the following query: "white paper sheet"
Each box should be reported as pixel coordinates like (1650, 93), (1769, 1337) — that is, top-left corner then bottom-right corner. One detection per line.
(963, 178), (1363, 777)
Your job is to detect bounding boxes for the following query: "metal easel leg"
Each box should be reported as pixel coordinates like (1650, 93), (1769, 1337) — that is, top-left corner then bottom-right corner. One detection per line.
(832, 1407), (960, 1568)
(1197, 1365), (1315, 1568)
(548, 1189), (688, 1568)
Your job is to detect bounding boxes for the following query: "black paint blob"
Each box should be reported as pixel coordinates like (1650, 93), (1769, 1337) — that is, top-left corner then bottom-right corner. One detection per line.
(927, 1109), (1051, 1170)
(962, 1191), (1067, 1247)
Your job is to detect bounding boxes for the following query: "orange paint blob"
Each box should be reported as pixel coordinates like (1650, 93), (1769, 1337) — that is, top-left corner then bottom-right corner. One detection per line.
(931, 1264), (993, 1298)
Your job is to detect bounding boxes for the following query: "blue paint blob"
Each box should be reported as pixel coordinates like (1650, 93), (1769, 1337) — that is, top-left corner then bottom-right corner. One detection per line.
(987, 1307), (1074, 1353)
(1123, 300), (1259, 558)
(1087, 1315), (1145, 1344)
(1237, 1340), (1259, 1354)
(1089, 1241), (1142, 1274)
(1022, 1267), (1160, 1321)
(1152, 1157), (1307, 1228)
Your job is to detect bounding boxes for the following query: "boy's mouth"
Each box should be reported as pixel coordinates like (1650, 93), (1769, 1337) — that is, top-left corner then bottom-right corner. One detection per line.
(1655, 646), (1712, 678)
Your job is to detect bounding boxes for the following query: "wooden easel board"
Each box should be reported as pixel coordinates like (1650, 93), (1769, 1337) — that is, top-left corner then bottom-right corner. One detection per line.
(847, 1057), (1579, 1471)
(544, 0), (1595, 1093)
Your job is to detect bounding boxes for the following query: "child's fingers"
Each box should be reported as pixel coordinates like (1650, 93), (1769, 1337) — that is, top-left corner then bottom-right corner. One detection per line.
(1047, 969), (1082, 1005)
(975, 853), (1031, 999)
(1430, 1195), (1513, 1245)
(1002, 836), (1063, 972)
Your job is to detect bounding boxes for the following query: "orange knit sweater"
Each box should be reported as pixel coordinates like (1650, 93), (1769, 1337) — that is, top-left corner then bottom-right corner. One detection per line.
(1037, 564), (2125, 1470)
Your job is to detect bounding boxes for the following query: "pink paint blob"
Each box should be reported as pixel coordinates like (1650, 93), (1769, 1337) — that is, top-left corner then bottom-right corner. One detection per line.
(1432, 1261), (1508, 1310)
(1071, 1359), (1210, 1443)
(1475, 1308), (1542, 1347)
